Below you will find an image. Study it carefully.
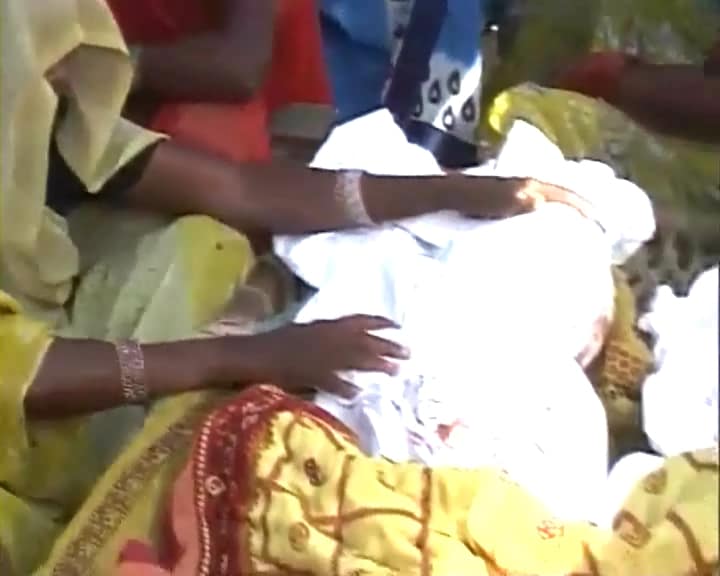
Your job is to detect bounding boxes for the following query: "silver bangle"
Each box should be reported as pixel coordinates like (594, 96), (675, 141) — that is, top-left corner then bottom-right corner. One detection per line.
(115, 340), (148, 405)
(334, 170), (374, 226)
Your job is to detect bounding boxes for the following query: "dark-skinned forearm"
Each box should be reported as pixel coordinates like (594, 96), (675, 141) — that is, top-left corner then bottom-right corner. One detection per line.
(26, 338), (213, 419)
(124, 141), (451, 235)
(25, 336), (267, 420)
(613, 64), (720, 143)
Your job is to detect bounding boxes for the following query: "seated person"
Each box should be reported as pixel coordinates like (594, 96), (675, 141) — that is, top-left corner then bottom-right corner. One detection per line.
(0, 1), (549, 572)
(320, 0), (488, 167)
(556, 38), (720, 143)
(105, 0), (332, 162)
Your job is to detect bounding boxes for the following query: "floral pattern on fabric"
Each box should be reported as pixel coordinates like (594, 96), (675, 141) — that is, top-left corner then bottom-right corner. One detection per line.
(116, 386), (719, 576)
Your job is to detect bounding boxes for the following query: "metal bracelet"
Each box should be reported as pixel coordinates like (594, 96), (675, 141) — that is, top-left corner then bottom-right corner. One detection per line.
(115, 339), (148, 405)
(334, 170), (374, 226)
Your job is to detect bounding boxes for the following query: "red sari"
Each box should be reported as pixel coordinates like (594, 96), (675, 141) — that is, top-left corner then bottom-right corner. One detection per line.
(107, 0), (331, 162)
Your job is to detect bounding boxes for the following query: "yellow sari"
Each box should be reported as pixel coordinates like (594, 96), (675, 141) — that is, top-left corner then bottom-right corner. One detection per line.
(116, 386), (720, 576)
(0, 1), (253, 573)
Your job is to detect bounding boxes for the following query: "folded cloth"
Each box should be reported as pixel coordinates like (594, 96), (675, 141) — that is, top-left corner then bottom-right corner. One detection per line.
(274, 110), (656, 521)
(640, 266), (719, 457)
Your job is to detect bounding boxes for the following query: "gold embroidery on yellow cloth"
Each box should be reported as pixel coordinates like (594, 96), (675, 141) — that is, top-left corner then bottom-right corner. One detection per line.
(590, 268), (654, 435)
(42, 395), (220, 576)
(114, 388), (719, 576)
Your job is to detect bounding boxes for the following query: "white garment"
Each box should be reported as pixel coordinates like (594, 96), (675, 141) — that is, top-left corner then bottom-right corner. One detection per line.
(640, 267), (719, 457)
(275, 110), (656, 521)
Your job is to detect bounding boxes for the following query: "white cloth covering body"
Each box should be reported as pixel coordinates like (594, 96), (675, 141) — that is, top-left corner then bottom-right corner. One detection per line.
(275, 110), (656, 521)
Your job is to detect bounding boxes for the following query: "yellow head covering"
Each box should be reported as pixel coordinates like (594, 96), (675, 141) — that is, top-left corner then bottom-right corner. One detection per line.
(0, 0), (161, 315)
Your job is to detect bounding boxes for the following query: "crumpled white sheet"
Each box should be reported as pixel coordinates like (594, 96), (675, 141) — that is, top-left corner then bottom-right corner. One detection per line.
(597, 451), (667, 528)
(274, 109), (656, 521)
(640, 266), (719, 457)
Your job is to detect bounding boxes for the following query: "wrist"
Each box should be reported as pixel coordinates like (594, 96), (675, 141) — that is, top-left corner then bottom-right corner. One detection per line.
(143, 338), (237, 397)
(204, 335), (271, 386)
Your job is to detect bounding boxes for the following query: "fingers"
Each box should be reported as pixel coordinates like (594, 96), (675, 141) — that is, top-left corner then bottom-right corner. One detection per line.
(515, 179), (547, 210)
(352, 355), (400, 376)
(365, 333), (410, 360)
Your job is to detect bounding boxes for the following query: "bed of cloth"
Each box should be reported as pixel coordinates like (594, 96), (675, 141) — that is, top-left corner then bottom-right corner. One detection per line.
(274, 109), (656, 522)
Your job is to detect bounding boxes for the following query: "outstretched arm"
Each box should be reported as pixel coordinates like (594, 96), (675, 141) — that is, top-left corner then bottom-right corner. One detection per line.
(556, 41), (720, 143)
(613, 61), (720, 143)
(26, 338), (226, 419)
(25, 316), (407, 419)
(122, 141), (538, 236)
(131, 0), (275, 101)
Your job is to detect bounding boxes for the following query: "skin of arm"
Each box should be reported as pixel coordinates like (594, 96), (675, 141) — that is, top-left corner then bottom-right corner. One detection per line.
(612, 53), (720, 143)
(123, 141), (533, 237)
(27, 142), (535, 420)
(26, 338), (228, 419)
(132, 0), (276, 101)
(26, 316), (407, 420)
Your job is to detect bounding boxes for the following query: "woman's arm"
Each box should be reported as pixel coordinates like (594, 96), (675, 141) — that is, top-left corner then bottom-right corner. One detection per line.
(613, 62), (720, 143)
(132, 0), (275, 101)
(26, 338), (225, 418)
(25, 316), (408, 420)
(556, 45), (720, 143)
(123, 141), (534, 236)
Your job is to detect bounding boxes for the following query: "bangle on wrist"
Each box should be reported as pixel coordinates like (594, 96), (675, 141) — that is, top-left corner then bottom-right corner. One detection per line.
(115, 339), (149, 405)
(334, 170), (374, 226)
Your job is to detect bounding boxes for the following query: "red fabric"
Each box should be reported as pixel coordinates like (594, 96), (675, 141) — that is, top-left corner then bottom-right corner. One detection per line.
(150, 100), (272, 163)
(107, 0), (330, 162)
(118, 540), (158, 566)
(117, 386), (348, 576)
(556, 51), (632, 104)
(107, 0), (220, 43)
(263, 0), (331, 109)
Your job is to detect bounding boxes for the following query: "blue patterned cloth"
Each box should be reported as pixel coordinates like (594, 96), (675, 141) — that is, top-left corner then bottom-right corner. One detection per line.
(320, 0), (488, 150)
